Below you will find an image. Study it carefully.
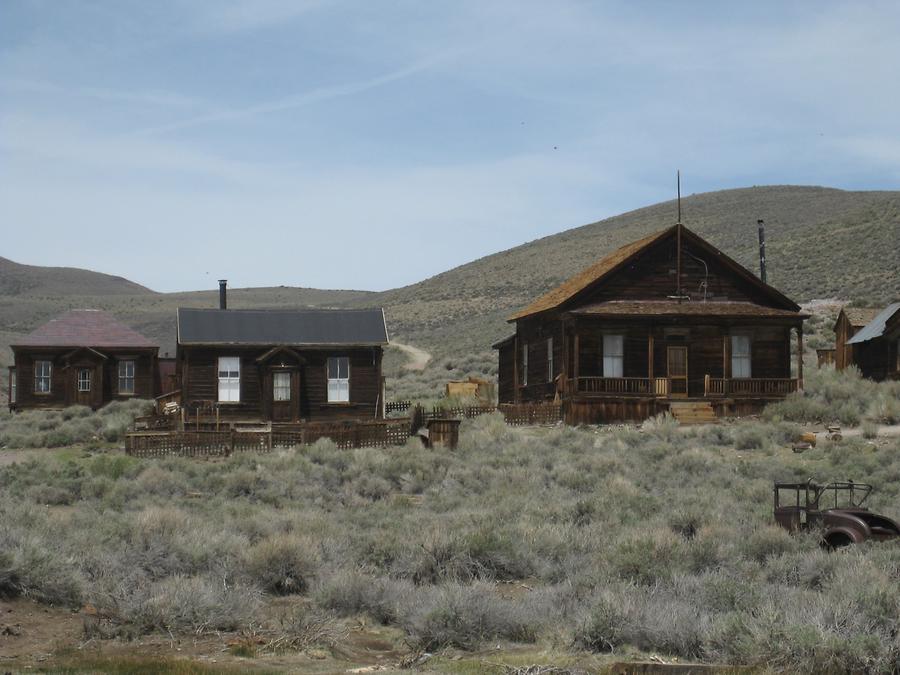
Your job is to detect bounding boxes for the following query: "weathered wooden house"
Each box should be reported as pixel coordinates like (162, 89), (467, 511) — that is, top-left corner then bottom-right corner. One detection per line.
(844, 303), (900, 381)
(833, 307), (881, 371)
(175, 302), (389, 423)
(494, 224), (808, 423)
(8, 310), (160, 411)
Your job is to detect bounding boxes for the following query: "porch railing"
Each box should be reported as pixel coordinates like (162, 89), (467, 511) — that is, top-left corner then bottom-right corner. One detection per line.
(704, 376), (798, 397)
(574, 377), (670, 397)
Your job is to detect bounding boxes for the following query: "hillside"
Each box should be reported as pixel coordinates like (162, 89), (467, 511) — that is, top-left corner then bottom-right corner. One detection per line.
(0, 257), (154, 298)
(1, 186), (897, 394)
(369, 185), (900, 356)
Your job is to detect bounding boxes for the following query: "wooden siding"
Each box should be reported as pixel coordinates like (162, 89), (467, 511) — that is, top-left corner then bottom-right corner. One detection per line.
(497, 342), (515, 403)
(577, 237), (785, 309)
(179, 345), (383, 422)
(10, 348), (157, 410)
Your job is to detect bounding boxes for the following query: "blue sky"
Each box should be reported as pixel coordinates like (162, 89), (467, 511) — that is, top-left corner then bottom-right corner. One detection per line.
(2, 1), (898, 293)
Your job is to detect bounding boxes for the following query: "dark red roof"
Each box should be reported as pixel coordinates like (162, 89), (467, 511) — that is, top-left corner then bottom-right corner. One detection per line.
(12, 310), (157, 349)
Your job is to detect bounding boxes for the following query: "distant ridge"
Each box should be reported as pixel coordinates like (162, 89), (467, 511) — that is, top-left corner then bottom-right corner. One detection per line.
(0, 256), (155, 297)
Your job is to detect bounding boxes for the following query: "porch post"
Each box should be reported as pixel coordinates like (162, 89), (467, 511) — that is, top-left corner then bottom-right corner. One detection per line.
(647, 330), (654, 382)
(513, 334), (520, 403)
(797, 326), (804, 391)
(573, 331), (580, 392)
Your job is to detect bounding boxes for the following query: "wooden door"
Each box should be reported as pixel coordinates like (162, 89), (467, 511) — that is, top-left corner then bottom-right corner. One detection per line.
(270, 370), (298, 422)
(667, 346), (688, 397)
(70, 366), (96, 407)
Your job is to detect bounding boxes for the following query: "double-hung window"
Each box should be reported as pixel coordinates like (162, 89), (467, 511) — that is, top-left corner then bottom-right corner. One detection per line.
(118, 360), (135, 394)
(602, 335), (624, 378)
(731, 335), (752, 378)
(9, 369), (16, 404)
(218, 357), (241, 402)
(273, 371), (291, 401)
(521, 342), (528, 386)
(78, 368), (92, 392)
(327, 357), (349, 402)
(34, 361), (52, 393)
(547, 337), (554, 383)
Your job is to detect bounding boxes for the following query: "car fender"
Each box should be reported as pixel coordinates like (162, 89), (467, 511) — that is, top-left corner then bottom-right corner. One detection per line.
(823, 512), (870, 543)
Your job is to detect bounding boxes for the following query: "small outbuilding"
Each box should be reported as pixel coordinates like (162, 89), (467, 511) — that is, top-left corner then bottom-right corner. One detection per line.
(844, 303), (900, 381)
(8, 309), (160, 411)
(833, 306), (881, 371)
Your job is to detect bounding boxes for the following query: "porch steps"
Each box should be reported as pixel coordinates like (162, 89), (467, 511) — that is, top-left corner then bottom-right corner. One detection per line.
(669, 401), (717, 425)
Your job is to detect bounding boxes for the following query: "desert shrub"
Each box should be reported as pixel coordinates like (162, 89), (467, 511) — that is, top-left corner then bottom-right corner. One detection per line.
(245, 534), (320, 595)
(119, 575), (260, 634)
(407, 583), (538, 650)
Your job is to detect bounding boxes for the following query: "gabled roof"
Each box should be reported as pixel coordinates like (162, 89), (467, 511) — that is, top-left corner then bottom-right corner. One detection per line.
(508, 224), (800, 321)
(835, 306), (882, 330)
(508, 228), (671, 321)
(847, 303), (900, 345)
(177, 308), (389, 346)
(12, 310), (157, 349)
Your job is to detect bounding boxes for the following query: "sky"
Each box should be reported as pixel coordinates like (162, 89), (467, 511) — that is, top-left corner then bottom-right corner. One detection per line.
(2, 1), (899, 293)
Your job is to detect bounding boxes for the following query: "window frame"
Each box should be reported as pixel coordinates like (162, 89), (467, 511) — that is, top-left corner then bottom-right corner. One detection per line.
(77, 368), (92, 392)
(217, 356), (241, 403)
(521, 342), (528, 387)
(34, 360), (52, 394)
(9, 368), (16, 404)
(547, 337), (554, 383)
(731, 334), (752, 379)
(118, 360), (136, 395)
(326, 356), (350, 403)
(273, 371), (291, 402)
(602, 334), (624, 378)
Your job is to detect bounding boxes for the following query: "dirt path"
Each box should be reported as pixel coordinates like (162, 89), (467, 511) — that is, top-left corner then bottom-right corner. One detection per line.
(390, 342), (432, 371)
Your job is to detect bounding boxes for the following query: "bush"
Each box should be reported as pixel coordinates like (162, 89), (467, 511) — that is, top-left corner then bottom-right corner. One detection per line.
(245, 534), (320, 595)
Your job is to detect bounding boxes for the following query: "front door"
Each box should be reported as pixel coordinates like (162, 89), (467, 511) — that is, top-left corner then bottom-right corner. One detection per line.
(270, 369), (298, 422)
(667, 346), (688, 397)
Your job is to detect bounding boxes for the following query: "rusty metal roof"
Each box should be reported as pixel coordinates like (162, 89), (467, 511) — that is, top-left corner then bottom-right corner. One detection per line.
(840, 307), (882, 328)
(12, 310), (157, 349)
(508, 227), (672, 321)
(847, 303), (900, 345)
(568, 301), (807, 319)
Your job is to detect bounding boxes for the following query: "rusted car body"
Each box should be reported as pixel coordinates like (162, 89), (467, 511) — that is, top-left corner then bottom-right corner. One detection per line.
(774, 480), (900, 547)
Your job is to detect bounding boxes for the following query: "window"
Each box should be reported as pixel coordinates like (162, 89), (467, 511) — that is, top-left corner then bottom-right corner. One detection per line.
(9, 369), (15, 404)
(547, 337), (554, 383)
(273, 371), (291, 401)
(327, 357), (349, 402)
(218, 357), (240, 402)
(35, 361), (52, 393)
(603, 335), (624, 377)
(731, 335), (752, 378)
(118, 360), (135, 394)
(521, 342), (528, 386)
(77, 369), (92, 392)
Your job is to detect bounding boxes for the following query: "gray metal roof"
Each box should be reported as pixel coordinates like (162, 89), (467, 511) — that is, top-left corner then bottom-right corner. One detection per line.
(847, 302), (900, 345)
(177, 308), (389, 346)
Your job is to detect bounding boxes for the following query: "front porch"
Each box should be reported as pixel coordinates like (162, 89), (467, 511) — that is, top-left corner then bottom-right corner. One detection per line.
(568, 374), (799, 398)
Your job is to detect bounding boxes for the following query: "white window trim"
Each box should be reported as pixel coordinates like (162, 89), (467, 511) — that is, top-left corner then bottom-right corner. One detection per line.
(77, 368), (92, 392)
(327, 357), (350, 403)
(547, 337), (554, 383)
(9, 369), (16, 404)
(218, 357), (241, 403)
(603, 335), (624, 378)
(731, 335), (752, 379)
(273, 371), (291, 402)
(35, 360), (52, 394)
(118, 360), (136, 395)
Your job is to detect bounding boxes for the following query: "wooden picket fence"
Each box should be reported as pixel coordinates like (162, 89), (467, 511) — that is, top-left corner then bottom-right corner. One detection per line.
(126, 419), (413, 458)
(412, 402), (562, 427)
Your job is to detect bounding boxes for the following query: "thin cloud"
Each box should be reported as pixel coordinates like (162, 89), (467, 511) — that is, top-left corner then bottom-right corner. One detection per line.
(134, 51), (460, 137)
(0, 78), (211, 110)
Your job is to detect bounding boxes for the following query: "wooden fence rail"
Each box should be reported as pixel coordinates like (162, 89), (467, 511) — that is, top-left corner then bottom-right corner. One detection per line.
(126, 419), (413, 458)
